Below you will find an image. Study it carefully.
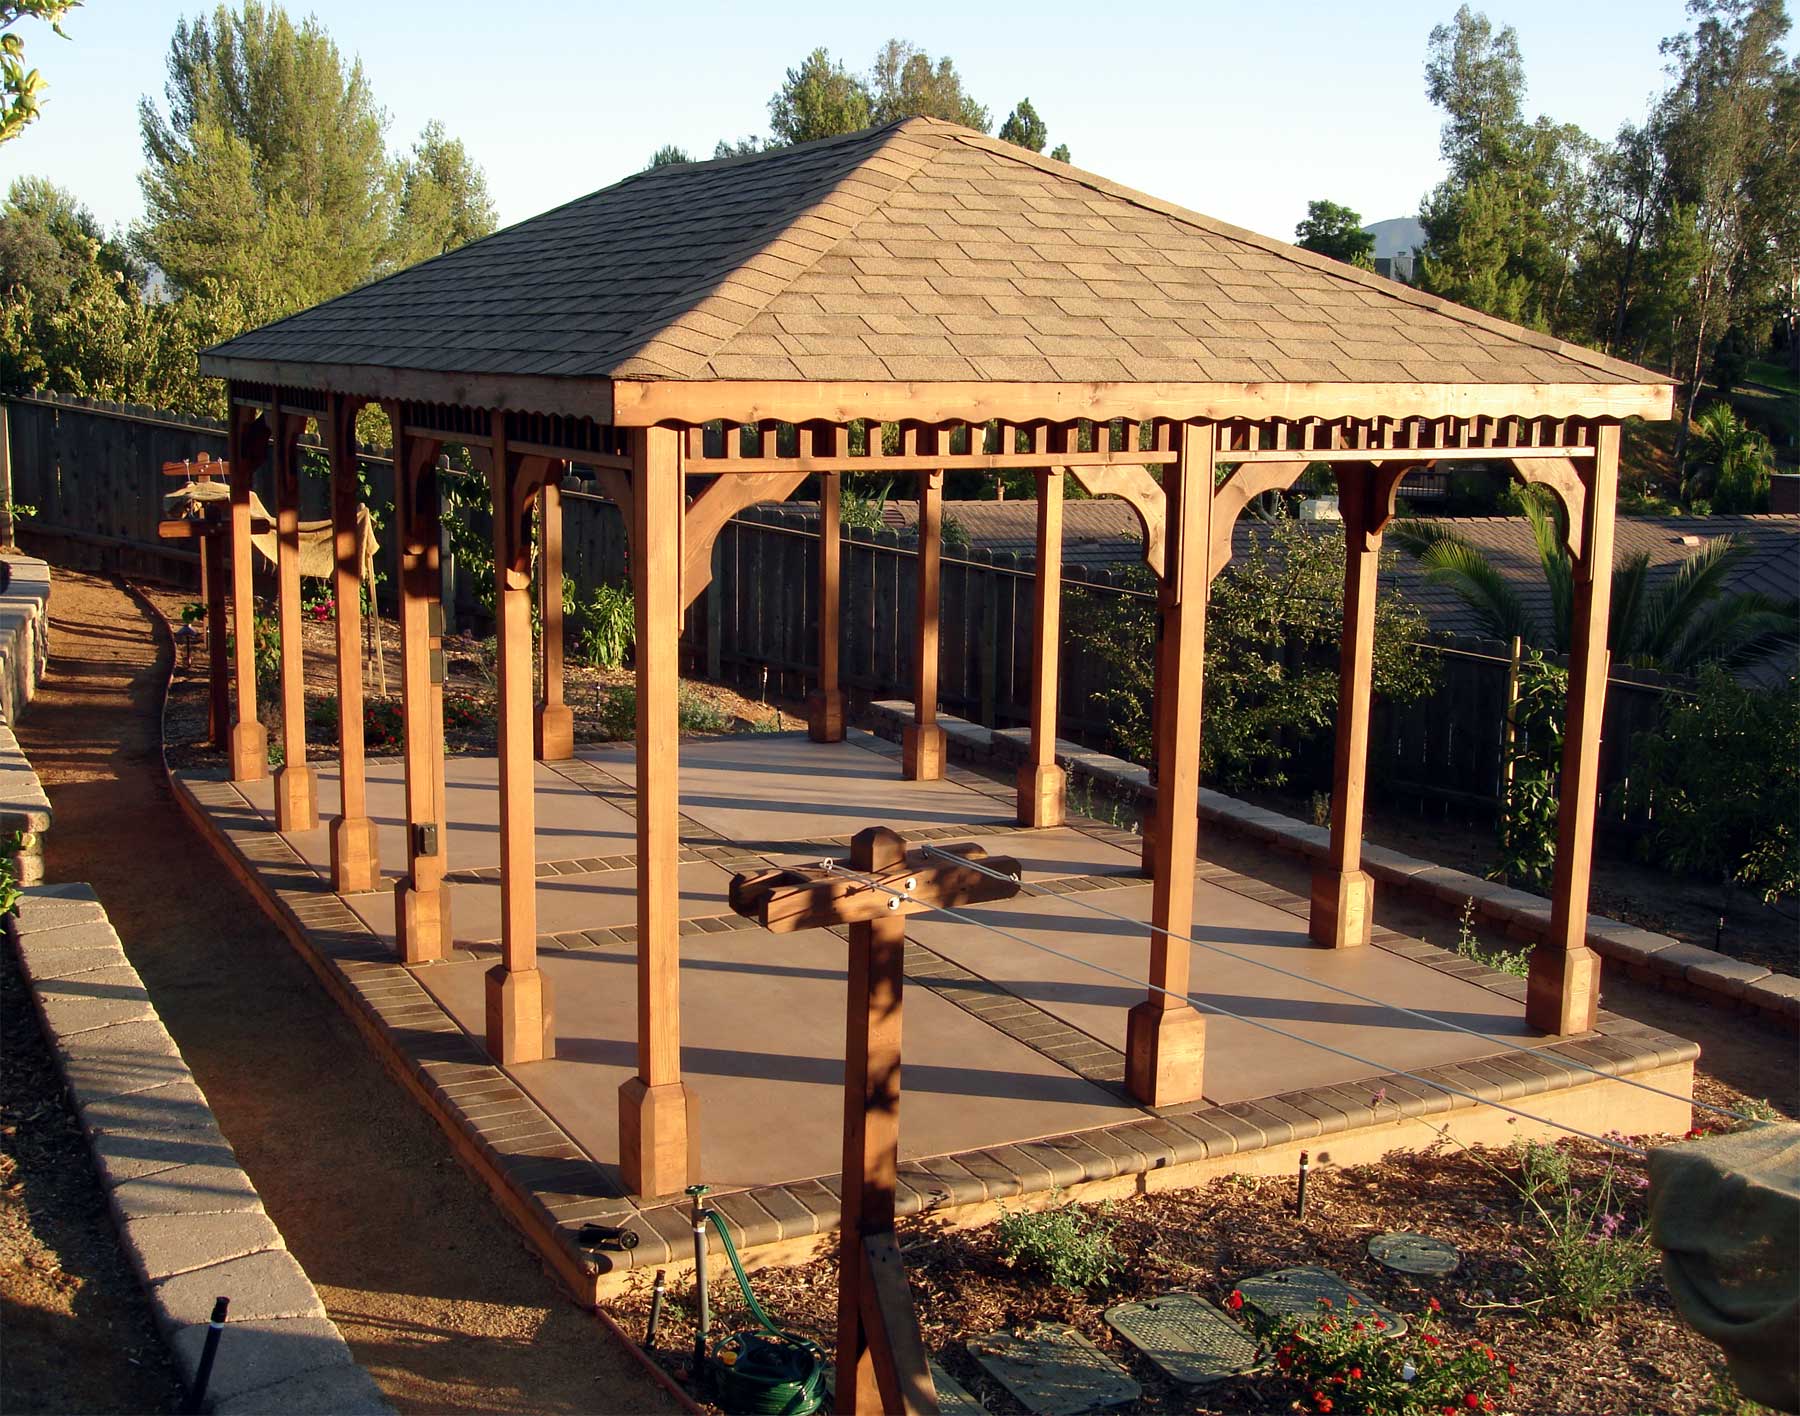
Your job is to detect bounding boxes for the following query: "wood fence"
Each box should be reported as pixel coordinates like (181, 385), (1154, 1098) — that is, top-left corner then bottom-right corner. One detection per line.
(3, 391), (1671, 824)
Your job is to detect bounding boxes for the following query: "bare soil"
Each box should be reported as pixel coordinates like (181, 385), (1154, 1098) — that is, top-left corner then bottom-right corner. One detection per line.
(7, 568), (677, 1415)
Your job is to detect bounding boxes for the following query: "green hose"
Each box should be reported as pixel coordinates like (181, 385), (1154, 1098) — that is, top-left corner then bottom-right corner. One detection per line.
(702, 1210), (826, 1416)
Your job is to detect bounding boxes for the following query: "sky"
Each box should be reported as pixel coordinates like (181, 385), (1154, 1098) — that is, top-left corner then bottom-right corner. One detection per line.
(0, 0), (1735, 247)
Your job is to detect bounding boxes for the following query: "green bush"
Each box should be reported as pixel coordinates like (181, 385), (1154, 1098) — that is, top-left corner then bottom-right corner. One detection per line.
(1454, 897), (1528, 977)
(569, 576), (635, 670)
(597, 684), (636, 740)
(994, 1194), (1124, 1292)
(1631, 668), (1799, 903)
(1503, 1140), (1657, 1322)
(1495, 650), (1566, 893)
(678, 687), (729, 734)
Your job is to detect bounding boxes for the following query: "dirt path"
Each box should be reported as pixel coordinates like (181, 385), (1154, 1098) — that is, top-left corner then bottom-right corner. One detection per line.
(12, 568), (675, 1415)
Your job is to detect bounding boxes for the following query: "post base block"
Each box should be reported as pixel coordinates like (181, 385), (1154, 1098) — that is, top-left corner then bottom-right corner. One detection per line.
(1525, 944), (1601, 1035)
(805, 688), (845, 743)
(484, 964), (555, 1065)
(329, 815), (381, 894)
(229, 721), (268, 783)
(271, 763), (318, 832)
(618, 1076), (698, 1199)
(394, 879), (450, 965)
(1308, 867), (1374, 949)
(534, 702), (575, 762)
(1016, 763), (1067, 828)
(901, 722), (945, 781)
(1125, 1001), (1206, 1107)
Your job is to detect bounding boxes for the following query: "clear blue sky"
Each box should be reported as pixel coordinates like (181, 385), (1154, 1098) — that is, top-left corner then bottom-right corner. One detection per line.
(0, 0), (1736, 246)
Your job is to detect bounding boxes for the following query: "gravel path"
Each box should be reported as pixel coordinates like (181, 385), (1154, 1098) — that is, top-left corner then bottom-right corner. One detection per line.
(8, 568), (675, 1415)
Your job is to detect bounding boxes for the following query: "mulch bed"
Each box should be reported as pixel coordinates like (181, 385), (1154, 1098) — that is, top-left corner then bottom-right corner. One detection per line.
(607, 1130), (1757, 1416)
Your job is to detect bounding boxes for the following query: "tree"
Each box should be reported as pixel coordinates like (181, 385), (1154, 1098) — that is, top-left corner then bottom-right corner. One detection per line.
(1391, 492), (1800, 672)
(768, 46), (869, 145)
(1691, 401), (1775, 510)
(2, 1), (79, 144)
(1294, 200), (1375, 266)
(712, 135), (765, 159)
(998, 97), (1047, 151)
(0, 177), (141, 305)
(1423, 4), (1524, 176)
(393, 121), (495, 267)
(868, 40), (988, 130)
(136, 3), (398, 307)
(1050, 143), (1071, 162)
(646, 144), (691, 168)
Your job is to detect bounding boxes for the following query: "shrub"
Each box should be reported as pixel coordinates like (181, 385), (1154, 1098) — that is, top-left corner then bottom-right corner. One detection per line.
(678, 687), (729, 734)
(597, 684), (636, 740)
(570, 576), (635, 670)
(994, 1194), (1124, 1292)
(1244, 1292), (1513, 1416)
(839, 478), (890, 534)
(1503, 1140), (1657, 1321)
(443, 694), (487, 735)
(1495, 649), (1565, 893)
(1631, 668), (1799, 904)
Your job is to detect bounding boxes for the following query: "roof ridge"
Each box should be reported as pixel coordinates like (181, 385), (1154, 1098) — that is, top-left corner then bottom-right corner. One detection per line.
(942, 129), (1664, 388)
(620, 123), (956, 379)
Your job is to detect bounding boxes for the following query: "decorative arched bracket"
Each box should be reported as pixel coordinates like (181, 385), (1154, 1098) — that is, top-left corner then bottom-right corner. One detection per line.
(1208, 459), (1310, 584)
(490, 451), (553, 588)
(681, 469), (810, 610)
(1511, 456), (1587, 564)
(1068, 463), (1167, 579)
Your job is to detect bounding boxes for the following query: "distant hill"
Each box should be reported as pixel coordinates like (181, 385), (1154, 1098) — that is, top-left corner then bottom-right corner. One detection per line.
(1363, 217), (1426, 259)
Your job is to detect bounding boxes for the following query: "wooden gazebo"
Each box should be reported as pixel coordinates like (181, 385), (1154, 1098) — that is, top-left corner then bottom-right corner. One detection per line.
(201, 118), (1672, 1199)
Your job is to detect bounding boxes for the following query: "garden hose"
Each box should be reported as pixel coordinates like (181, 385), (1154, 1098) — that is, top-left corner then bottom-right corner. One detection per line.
(701, 1209), (826, 1416)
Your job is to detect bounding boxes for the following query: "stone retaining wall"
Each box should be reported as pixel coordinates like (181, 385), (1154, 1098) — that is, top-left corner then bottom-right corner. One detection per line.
(869, 702), (1799, 1032)
(10, 880), (389, 1412)
(0, 554), (50, 725)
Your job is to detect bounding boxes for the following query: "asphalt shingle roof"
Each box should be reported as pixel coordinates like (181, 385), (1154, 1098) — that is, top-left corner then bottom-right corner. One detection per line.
(205, 118), (1663, 392)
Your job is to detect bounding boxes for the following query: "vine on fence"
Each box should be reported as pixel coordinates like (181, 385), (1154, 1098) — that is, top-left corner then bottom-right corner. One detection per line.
(1494, 649), (1566, 893)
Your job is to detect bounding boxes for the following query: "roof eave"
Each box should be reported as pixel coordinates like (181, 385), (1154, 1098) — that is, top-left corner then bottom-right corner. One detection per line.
(199, 352), (616, 423)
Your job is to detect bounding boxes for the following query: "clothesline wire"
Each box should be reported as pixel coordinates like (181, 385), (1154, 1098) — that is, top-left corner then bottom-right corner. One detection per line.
(914, 844), (1747, 1126)
(820, 858), (1653, 1161)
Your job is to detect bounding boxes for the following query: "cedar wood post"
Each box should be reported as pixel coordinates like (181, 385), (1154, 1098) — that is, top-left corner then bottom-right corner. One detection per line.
(484, 421), (555, 1064)
(1532, 422), (1619, 1034)
(618, 425), (696, 1198)
(391, 411), (451, 963)
(1309, 460), (1380, 948)
(269, 408), (318, 831)
(226, 399), (269, 781)
(1017, 463), (1066, 827)
(807, 450), (847, 743)
(901, 466), (945, 780)
(326, 394), (380, 892)
(1124, 419), (1212, 1108)
(535, 469), (575, 761)
(202, 515), (229, 748)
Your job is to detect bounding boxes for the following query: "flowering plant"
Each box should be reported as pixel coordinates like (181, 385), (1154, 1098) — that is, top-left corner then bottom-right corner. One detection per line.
(1237, 1291), (1512, 1416)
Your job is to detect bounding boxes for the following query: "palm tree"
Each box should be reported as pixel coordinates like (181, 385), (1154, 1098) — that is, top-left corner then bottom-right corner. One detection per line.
(1690, 403), (1774, 513)
(1390, 492), (1799, 673)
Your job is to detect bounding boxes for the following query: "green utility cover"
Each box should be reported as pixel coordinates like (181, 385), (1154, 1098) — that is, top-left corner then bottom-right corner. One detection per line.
(1368, 1232), (1460, 1276)
(968, 1323), (1140, 1416)
(1237, 1266), (1408, 1337)
(1103, 1291), (1257, 1385)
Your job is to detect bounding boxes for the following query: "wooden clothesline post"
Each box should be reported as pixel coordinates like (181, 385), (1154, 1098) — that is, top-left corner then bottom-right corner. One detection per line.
(729, 826), (1022, 1416)
(226, 410), (269, 783)
(270, 410), (317, 832)
(156, 452), (231, 750)
(536, 468), (574, 761)
(327, 393), (379, 893)
(902, 465), (945, 781)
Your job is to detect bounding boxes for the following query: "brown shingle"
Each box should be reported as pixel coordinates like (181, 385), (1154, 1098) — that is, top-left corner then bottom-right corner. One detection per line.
(205, 116), (1666, 394)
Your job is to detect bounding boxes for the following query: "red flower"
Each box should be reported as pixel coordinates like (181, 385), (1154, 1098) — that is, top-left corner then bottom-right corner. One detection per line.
(1313, 1394), (1333, 1414)
(1226, 1290), (1244, 1311)
(1428, 1297), (1442, 1313)
(1346, 1295), (1358, 1307)
(1349, 1367), (1363, 1380)
(1507, 1363), (1518, 1377)
(1319, 1297), (1334, 1310)
(1424, 1334), (1441, 1348)
(1466, 1395), (1481, 1409)
(1482, 1346), (1495, 1361)
(1483, 1401), (1496, 1413)
(1353, 1322), (1366, 1333)
(1375, 1320), (1388, 1331)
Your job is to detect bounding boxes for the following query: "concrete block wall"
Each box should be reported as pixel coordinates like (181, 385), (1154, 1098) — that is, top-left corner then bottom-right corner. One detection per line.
(0, 554), (50, 726)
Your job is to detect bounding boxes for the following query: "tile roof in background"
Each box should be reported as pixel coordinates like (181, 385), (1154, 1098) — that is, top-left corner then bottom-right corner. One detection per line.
(207, 118), (1664, 391)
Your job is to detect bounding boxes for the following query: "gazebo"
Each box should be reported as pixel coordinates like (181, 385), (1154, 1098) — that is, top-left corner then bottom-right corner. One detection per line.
(201, 117), (1672, 1200)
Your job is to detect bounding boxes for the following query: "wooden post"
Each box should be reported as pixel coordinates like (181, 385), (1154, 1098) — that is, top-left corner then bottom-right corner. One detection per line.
(1017, 465), (1066, 826)
(484, 425), (554, 1064)
(1532, 423), (1619, 1035)
(808, 460), (846, 743)
(619, 425), (695, 1198)
(534, 470), (574, 761)
(1125, 420), (1213, 1108)
(902, 468), (945, 780)
(269, 411), (317, 831)
(226, 406), (268, 781)
(390, 415), (451, 964)
(203, 509), (230, 749)
(1309, 461), (1381, 949)
(729, 831), (1019, 1416)
(326, 395), (378, 892)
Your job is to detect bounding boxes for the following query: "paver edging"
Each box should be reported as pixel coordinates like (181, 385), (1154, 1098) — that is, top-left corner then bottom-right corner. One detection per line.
(8, 884), (389, 1414)
(867, 702), (1797, 1033)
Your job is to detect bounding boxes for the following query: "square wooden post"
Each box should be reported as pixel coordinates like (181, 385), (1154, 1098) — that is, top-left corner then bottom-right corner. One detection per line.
(326, 395), (378, 892)
(902, 468), (945, 780)
(269, 411), (317, 831)
(1532, 423), (1619, 1035)
(1017, 465), (1066, 826)
(1309, 461), (1380, 949)
(485, 427), (554, 1064)
(619, 425), (695, 1198)
(226, 405), (268, 781)
(203, 498), (230, 750)
(807, 461), (846, 743)
(1125, 419), (1213, 1108)
(391, 419), (451, 964)
(534, 470), (574, 761)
